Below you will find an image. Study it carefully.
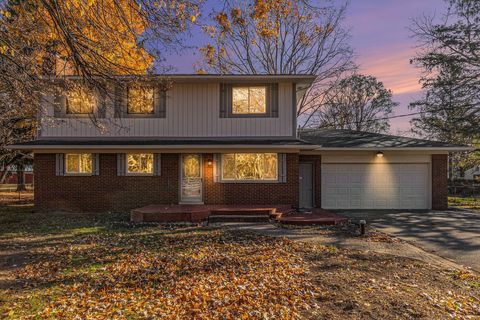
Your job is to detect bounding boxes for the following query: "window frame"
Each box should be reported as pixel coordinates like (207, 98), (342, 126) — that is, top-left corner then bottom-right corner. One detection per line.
(126, 86), (156, 116)
(125, 153), (155, 176)
(219, 153), (280, 183)
(227, 84), (271, 118)
(64, 153), (93, 176)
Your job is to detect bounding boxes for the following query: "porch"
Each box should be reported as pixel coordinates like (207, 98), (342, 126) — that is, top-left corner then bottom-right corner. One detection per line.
(130, 204), (349, 226)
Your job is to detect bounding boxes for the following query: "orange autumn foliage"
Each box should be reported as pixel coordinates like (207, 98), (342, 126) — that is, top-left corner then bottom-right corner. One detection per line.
(6, 0), (153, 75)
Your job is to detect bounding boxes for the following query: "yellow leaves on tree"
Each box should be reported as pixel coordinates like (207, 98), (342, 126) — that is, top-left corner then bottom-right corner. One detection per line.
(8, 0), (153, 75)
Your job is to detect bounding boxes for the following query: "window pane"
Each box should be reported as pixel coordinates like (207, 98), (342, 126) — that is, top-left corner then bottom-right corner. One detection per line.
(221, 153), (278, 181)
(66, 88), (95, 114)
(79, 154), (93, 173)
(66, 154), (79, 173)
(262, 153), (278, 179)
(232, 87), (249, 114)
(127, 154), (153, 174)
(128, 86), (154, 114)
(221, 154), (236, 180)
(65, 154), (92, 174)
(235, 153), (258, 180)
(183, 155), (201, 178)
(249, 87), (266, 113)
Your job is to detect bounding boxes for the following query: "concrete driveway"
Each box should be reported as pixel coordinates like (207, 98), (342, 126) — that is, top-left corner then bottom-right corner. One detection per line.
(339, 209), (480, 271)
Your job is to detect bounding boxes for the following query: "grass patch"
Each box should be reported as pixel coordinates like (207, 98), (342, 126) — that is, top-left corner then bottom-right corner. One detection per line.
(449, 196), (480, 209)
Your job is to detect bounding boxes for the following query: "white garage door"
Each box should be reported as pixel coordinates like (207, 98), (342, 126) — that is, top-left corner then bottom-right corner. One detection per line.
(322, 163), (430, 209)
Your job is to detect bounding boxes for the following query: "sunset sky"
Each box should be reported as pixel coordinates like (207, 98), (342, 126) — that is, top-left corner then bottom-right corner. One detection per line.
(164, 0), (448, 133)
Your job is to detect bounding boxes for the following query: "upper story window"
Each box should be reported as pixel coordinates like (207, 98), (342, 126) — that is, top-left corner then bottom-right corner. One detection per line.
(127, 153), (154, 174)
(66, 88), (95, 114)
(127, 86), (154, 114)
(220, 83), (278, 118)
(65, 153), (92, 174)
(232, 86), (267, 114)
(221, 153), (278, 181)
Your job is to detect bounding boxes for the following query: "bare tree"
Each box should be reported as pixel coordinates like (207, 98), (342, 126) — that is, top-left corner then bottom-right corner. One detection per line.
(313, 74), (398, 133)
(197, 0), (354, 127)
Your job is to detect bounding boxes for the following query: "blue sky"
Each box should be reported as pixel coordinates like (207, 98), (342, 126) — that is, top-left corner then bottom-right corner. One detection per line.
(163, 0), (448, 133)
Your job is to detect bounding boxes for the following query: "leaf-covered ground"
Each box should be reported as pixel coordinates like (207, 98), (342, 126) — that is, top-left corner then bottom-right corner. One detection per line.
(0, 201), (479, 319)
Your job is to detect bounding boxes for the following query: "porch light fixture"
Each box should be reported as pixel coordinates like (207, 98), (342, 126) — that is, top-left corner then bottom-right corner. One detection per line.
(376, 151), (384, 158)
(207, 159), (213, 166)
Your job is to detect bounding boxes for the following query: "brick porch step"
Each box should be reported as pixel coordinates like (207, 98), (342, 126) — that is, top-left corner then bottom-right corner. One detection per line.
(208, 214), (271, 223)
(210, 208), (275, 216)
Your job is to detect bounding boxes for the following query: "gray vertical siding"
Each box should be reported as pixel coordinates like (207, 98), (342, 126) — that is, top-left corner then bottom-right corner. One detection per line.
(39, 82), (295, 138)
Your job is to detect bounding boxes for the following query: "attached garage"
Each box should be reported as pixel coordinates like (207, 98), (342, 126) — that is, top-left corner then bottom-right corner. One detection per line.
(299, 129), (473, 211)
(322, 162), (430, 209)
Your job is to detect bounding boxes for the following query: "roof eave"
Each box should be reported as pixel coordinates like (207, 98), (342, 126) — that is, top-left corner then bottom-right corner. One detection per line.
(7, 144), (314, 150)
(311, 146), (474, 152)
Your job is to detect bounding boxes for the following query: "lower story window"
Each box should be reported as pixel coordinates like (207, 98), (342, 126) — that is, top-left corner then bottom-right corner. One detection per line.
(127, 153), (153, 174)
(65, 153), (92, 174)
(221, 153), (278, 181)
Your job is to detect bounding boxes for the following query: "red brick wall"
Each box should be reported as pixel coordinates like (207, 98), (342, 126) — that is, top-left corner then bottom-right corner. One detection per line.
(298, 155), (321, 207)
(34, 153), (179, 212)
(34, 152), (300, 212)
(431, 154), (448, 210)
(203, 153), (299, 206)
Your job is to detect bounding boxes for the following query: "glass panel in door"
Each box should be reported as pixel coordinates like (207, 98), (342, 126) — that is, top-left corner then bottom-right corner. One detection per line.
(180, 154), (203, 203)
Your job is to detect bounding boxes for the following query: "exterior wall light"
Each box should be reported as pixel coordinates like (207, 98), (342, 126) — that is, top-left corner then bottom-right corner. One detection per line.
(376, 151), (384, 158)
(207, 159), (213, 166)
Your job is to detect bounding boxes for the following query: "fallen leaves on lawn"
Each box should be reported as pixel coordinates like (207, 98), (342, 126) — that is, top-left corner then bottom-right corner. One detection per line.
(12, 230), (320, 319)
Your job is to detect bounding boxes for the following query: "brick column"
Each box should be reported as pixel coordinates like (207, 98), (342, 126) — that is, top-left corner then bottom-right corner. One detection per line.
(431, 154), (448, 210)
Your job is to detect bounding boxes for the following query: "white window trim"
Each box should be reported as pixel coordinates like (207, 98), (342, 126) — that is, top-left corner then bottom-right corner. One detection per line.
(125, 153), (154, 176)
(64, 153), (93, 176)
(219, 153), (280, 183)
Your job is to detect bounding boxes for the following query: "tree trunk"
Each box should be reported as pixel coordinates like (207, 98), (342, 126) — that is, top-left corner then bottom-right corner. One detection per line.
(16, 164), (26, 192)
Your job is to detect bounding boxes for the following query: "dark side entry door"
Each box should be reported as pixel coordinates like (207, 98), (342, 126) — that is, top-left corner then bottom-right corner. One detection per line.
(299, 163), (314, 208)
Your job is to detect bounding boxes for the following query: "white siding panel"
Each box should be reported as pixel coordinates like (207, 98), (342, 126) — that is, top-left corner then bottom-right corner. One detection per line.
(40, 82), (294, 138)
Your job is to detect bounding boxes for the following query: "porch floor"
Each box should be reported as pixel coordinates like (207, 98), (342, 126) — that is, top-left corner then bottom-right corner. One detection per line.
(131, 204), (349, 226)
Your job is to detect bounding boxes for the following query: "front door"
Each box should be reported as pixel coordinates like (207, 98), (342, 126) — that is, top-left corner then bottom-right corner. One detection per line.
(180, 154), (203, 204)
(299, 163), (314, 208)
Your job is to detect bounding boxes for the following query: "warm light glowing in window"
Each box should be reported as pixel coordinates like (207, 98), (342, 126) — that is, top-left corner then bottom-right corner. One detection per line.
(66, 154), (92, 174)
(127, 153), (153, 174)
(183, 154), (201, 178)
(232, 87), (266, 114)
(128, 86), (154, 114)
(221, 153), (277, 180)
(66, 88), (95, 114)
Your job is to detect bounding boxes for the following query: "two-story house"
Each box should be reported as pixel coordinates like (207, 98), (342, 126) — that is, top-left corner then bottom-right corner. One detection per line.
(10, 74), (470, 213)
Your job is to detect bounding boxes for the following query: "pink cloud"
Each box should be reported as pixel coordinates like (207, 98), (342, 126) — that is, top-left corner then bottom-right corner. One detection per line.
(357, 46), (422, 95)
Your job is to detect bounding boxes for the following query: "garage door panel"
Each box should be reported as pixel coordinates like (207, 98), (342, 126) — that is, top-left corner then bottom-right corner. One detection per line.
(322, 163), (429, 210)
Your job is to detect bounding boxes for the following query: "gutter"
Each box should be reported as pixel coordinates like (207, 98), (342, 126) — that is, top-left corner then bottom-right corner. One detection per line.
(7, 144), (315, 151)
(310, 146), (475, 152)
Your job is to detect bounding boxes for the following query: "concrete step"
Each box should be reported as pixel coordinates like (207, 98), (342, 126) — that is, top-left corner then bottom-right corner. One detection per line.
(208, 214), (271, 223)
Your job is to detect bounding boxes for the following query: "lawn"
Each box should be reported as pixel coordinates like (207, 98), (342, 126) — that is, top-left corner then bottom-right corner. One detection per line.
(449, 196), (480, 210)
(0, 199), (479, 319)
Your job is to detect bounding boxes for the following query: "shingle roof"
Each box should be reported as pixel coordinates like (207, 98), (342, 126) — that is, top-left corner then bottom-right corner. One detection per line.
(299, 129), (471, 149)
